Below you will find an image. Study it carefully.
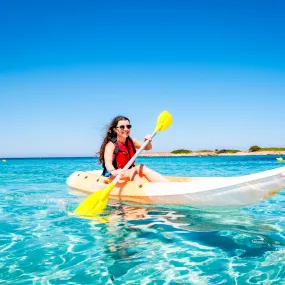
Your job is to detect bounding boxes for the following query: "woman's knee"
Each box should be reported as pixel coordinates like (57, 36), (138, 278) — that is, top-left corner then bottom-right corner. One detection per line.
(135, 164), (146, 175)
(136, 164), (154, 175)
(126, 167), (143, 181)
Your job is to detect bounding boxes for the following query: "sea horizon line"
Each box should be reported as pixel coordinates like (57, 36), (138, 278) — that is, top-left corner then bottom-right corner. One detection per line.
(1, 151), (285, 160)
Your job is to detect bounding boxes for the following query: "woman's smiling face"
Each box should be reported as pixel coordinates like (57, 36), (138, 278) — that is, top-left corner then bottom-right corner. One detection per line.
(114, 120), (132, 139)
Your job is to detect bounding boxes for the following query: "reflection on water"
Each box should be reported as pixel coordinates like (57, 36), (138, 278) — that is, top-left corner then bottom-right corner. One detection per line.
(95, 202), (278, 234)
(86, 202), (284, 284)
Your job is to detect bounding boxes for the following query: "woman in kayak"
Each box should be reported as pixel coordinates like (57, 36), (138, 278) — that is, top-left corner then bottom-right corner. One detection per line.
(98, 115), (167, 182)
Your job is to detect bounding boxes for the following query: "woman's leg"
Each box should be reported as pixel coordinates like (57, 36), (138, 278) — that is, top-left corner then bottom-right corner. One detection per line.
(135, 164), (168, 182)
(124, 167), (144, 182)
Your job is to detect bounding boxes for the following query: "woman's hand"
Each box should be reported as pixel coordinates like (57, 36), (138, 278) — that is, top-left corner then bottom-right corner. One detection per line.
(144, 135), (152, 142)
(110, 169), (125, 177)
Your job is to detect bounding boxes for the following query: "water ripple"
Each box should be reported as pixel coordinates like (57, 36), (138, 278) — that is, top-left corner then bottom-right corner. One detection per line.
(0, 157), (284, 284)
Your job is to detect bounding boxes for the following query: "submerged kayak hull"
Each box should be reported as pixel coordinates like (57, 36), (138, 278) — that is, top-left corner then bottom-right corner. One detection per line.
(66, 166), (285, 207)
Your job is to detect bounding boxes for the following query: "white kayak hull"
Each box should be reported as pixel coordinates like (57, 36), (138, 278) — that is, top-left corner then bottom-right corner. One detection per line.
(66, 166), (285, 207)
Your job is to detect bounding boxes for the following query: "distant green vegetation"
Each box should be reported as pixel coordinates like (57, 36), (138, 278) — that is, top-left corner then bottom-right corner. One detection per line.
(171, 146), (285, 155)
(171, 149), (192, 154)
(259, 148), (285, 151)
(216, 149), (240, 154)
(249, 146), (285, 152)
(249, 145), (261, 152)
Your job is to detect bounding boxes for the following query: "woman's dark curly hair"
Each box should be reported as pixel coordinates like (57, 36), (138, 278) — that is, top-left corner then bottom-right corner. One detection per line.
(98, 115), (130, 164)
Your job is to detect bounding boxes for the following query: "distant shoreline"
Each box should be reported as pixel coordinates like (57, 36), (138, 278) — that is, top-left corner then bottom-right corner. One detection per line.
(140, 151), (285, 157)
(1, 151), (285, 159)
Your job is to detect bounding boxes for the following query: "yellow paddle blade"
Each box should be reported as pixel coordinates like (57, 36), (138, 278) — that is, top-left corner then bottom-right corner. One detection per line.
(74, 182), (115, 217)
(155, 110), (172, 132)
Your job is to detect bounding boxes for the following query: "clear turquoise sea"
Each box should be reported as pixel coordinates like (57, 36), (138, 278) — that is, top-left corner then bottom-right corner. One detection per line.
(1, 156), (285, 284)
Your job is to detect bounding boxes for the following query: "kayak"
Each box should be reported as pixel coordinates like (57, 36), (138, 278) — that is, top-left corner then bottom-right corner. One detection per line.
(66, 166), (285, 207)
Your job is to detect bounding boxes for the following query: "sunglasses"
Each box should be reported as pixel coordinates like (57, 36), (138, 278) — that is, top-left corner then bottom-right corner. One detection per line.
(116, 124), (132, 130)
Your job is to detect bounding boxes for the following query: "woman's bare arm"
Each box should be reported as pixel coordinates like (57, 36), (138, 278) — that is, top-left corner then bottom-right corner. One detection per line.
(104, 142), (116, 172)
(132, 136), (152, 150)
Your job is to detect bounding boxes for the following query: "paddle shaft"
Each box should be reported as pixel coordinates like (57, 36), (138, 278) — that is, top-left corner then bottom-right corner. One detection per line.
(112, 130), (157, 185)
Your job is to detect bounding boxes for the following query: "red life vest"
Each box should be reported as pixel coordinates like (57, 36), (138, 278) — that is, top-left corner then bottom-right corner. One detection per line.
(114, 138), (136, 169)
(102, 137), (136, 175)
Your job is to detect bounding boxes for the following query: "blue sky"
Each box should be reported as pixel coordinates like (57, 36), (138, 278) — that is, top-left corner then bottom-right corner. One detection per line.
(1, 0), (285, 157)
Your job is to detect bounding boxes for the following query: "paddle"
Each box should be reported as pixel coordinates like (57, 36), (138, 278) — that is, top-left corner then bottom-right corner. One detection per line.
(74, 110), (172, 217)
